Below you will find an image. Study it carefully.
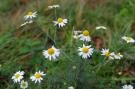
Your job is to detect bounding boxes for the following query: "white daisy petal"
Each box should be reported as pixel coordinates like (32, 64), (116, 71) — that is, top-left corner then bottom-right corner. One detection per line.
(96, 26), (107, 30)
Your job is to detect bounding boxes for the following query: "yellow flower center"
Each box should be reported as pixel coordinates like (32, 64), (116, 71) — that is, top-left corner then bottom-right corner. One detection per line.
(127, 37), (132, 41)
(22, 82), (26, 87)
(83, 30), (89, 36)
(47, 48), (55, 55)
(15, 74), (20, 78)
(34, 73), (41, 78)
(27, 11), (32, 16)
(126, 87), (129, 89)
(105, 51), (110, 57)
(118, 53), (121, 56)
(82, 47), (89, 53)
(57, 18), (63, 23)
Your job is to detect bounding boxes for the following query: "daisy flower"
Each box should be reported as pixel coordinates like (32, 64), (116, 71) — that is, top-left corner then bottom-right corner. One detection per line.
(53, 18), (68, 28)
(96, 26), (107, 30)
(122, 36), (135, 43)
(20, 80), (28, 89)
(122, 84), (133, 89)
(48, 4), (60, 9)
(114, 53), (123, 59)
(24, 11), (37, 22)
(68, 86), (74, 89)
(101, 48), (115, 59)
(78, 44), (94, 59)
(79, 30), (91, 42)
(43, 46), (60, 60)
(73, 31), (82, 39)
(11, 71), (24, 83)
(30, 71), (46, 83)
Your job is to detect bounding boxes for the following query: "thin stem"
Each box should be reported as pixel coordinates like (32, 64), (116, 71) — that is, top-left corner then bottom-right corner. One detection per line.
(36, 0), (39, 10)
(53, 8), (57, 45)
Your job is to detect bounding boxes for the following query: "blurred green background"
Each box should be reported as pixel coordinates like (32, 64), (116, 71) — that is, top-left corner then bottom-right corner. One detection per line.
(0, 0), (135, 89)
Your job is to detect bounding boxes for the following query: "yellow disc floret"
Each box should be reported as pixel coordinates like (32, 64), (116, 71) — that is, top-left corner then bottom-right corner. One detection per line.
(47, 48), (55, 55)
(125, 87), (129, 89)
(83, 30), (89, 36)
(82, 47), (89, 53)
(22, 82), (26, 87)
(57, 18), (63, 23)
(15, 74), (20, 78)
(127, 37), (132, 41)
(105, 51), (110, 57)
(34, 73), (41, 78)
(27, 11), (32, 16)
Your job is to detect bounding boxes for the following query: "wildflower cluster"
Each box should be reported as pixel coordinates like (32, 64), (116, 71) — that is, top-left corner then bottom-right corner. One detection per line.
(12, 70), (46, 89)
(11, 3), (135, 89)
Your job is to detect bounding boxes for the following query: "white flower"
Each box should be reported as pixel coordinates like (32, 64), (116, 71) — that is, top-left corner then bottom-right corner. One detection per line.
(78, 44), (94, 59)
(68, 86), (74, 89)
(101, 48), (115, 59)
(24, 11), (37, 22)
(43, 46), (60, 60)
(73, 31), (82, 39)
(48, 4), (60, 9)
(79, 30), (91, 42)
(73, 35), (79, 39)
(122, 84), (133, 89)
(114, 53), (123, 59)
(53, 18), (68, 27)
(30, 71), (46, 83)
(122, 36), (135, 43)
(96, 26), (107, 30)
(20, 80), (28, 89)
(11, 71), (24, 83)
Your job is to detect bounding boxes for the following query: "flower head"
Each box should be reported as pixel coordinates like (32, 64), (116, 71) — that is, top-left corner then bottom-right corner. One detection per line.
(53, 18), (68, 28)
(78, 44), (94, 59)
(11, 71), (24, 83)
(122, 36), (135, 43)
(48, 4), (60, 9)
(96, 26), (107, 30)
(30, 71), (46, 83)
(114, 53), (123, 60)
(122, 84), (133, 89)
(68, 86), (74, 89)
(43, 46), (60, 60)
(24, 11), (37, 23)
(79, 30), (91, 42)
(20, 80), (28, 89)
(101, 48), (115, 59)
(73, 31), (82, 39)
